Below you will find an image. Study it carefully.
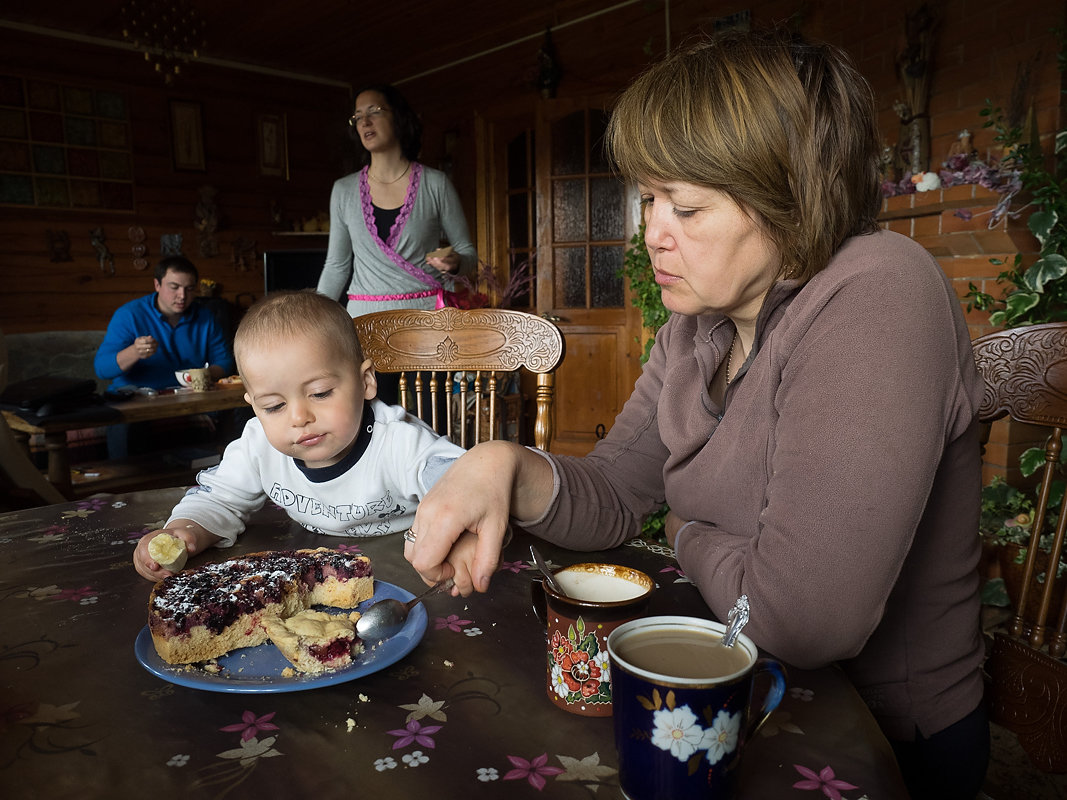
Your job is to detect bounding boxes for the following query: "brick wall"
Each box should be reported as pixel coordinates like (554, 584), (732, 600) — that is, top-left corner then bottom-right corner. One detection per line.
(879, 187), (1046, 485)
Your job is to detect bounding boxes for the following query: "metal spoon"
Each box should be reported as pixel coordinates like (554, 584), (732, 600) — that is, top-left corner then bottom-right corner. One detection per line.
(355, 577), (455, 641)
(721, 594), (750, 648)
(530, 545), (568, 596)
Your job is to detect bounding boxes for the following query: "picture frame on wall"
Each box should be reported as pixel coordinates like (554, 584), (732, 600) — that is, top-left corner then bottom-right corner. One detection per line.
(257, 113), (288, 179)
(170, 100), (205, 171)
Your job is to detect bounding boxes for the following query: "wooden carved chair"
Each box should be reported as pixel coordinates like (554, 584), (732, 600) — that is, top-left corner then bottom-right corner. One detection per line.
(0, 329), (66, 508)
(353, 307), (564, 451)
(972, 321), (1067, 772)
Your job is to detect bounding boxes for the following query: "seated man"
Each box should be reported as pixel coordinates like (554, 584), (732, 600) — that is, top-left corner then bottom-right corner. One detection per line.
(94, 255), (237, 457)
(94, 255), (234, 391)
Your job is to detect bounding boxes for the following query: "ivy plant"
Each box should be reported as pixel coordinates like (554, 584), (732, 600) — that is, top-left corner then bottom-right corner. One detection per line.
(621, 222), (669, 362)
(964, 34), (1067, 327)
(620, 222), (671, 542)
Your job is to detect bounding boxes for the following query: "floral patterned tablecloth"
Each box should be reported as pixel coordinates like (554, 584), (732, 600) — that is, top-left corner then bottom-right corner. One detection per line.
(0, 488), (908, 799)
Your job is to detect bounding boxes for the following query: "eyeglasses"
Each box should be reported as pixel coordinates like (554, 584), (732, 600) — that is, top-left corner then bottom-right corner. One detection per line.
(348, 106), (387, 127)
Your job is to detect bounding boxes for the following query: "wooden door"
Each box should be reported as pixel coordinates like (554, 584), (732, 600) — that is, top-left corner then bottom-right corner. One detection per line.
(476, 99), (643, 456)
(534, 99), (642, 455)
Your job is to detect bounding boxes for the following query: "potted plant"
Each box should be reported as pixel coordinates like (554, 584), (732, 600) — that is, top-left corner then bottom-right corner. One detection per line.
(980, 469), (1067, 614)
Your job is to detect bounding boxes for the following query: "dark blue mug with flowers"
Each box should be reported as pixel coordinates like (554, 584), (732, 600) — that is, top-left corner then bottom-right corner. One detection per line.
(607, 615), (786, 799)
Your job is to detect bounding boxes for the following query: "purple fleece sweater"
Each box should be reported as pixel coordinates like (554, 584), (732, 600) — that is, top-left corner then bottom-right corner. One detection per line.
(525, 230), (984, 741)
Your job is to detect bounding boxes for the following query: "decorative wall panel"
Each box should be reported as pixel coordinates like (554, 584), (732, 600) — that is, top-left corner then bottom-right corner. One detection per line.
(0, 75), (133, 211)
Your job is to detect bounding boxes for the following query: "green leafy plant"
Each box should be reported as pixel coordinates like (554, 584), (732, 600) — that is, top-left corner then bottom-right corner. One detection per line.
(981, 450), (1067, 580)
(620, 222), (671, 542)
(964, 35), (1067, 328)
(620, 223), (669, 362)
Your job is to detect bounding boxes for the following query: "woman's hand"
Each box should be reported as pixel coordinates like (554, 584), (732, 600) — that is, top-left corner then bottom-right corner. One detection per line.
(406, 440), (553, 593)
(426, 252), (461, 273)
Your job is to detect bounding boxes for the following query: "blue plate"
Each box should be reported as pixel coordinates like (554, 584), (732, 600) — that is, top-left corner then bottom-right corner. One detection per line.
(134, 580), (427, 693)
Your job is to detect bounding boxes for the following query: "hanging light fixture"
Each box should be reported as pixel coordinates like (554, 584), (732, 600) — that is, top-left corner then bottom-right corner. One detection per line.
(120, 0), (206, 85)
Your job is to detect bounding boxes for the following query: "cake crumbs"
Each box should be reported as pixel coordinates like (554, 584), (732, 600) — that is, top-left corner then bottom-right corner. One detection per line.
(443, 659), (454, 668)
(202, 660), (221, 674)
(346, 717), (356, 732)
(281, 667), (295, 678)
(358, 693), (369, 702)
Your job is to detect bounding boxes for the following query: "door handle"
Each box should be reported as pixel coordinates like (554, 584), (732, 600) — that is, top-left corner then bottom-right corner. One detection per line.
(541, 313), (564, 323)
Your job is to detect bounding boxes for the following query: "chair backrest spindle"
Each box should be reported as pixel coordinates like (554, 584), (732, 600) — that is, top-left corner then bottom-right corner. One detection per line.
(972, 321), (1067, 772)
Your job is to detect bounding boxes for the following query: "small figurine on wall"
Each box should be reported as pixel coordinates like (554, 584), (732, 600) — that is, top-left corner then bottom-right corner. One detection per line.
(231, 237), (257, 272)
(946, 129), (978, 165)
(195, 184), (220, 258)
(160, 233), (183, 257)
(89, 227), (115, 275)
(46, 229), (72, 262)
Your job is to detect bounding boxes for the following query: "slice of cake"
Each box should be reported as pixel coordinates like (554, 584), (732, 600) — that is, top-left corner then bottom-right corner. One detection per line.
(265, 610), (363, 674)
(148, 548), (373, 665)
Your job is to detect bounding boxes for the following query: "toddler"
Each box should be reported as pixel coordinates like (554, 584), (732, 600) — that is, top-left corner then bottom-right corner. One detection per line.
(134, 289), (464, 580)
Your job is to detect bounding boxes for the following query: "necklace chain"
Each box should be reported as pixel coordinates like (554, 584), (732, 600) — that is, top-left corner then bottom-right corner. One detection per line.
(369, 161), (411, 185)
(725, 332), (737, 386)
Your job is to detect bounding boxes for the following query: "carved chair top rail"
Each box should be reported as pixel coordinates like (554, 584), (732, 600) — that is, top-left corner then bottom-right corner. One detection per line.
(353, 308), (564, 374)
(971, 322), (1067, 428)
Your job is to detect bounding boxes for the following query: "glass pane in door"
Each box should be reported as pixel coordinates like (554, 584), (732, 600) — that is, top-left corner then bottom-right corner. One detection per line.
(590, 176), (623, 241)
(591, 246), (624, 307)
(555, 246), (587, 307)
(552, 178), (586, 242)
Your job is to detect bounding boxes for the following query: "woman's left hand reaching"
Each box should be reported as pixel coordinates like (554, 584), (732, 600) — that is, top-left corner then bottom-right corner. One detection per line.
(426, 252), (461, 273)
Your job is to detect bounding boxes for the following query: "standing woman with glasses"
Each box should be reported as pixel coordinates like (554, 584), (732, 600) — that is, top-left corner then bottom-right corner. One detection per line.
(317, 84), (478, 400)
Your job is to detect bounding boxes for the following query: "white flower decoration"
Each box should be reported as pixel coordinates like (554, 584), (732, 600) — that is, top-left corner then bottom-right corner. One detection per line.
(374, 757), (396, 771)
(704, 709), (740, 765)
(550, 664), (569, 698)
(402, 750), (429, 767)
(592, 650), (611, 682)
(650, 705), (706, 761)
(476, 767), (499, 782)
(167, 754), (189, 767)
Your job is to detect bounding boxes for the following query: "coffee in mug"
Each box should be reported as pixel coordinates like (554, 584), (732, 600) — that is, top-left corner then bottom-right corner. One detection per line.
(531, 562), (654, 717)
(608, 615), (786, 800)
(612, 625), (752, 679)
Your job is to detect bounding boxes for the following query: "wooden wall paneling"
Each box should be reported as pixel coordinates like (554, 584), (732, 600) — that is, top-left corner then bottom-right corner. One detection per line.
(0, 27), (350, 334)
(2, 0), (1066, 342)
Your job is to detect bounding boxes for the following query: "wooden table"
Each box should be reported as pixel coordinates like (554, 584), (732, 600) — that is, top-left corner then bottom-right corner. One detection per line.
(3, 384), (248, 497)
(0, 487), (909, 800)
